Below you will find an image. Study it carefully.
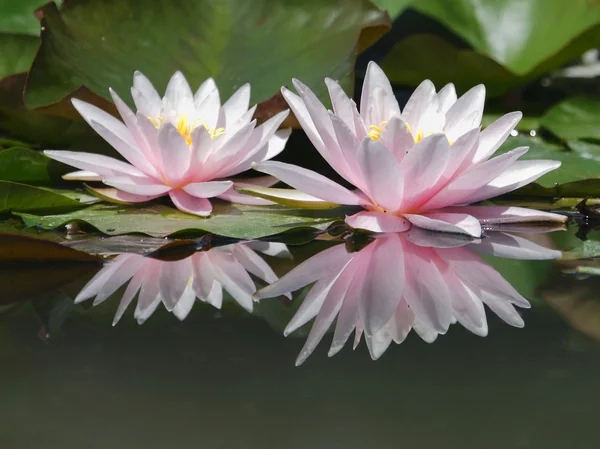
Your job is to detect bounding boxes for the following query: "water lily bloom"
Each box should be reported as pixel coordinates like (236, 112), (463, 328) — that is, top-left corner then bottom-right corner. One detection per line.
(252, 62), (565, 236)
(254, 227), (562, 365)
(44, 71), (291, 216)
(75, 241), (290, 325)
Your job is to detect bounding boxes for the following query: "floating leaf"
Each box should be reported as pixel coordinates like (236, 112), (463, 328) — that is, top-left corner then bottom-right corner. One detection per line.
(370, 0), (413, 19)
(24, 0), (390, 114)
(497, 136), (600, 191)
(0, 147), (70, 184)
(0, 73), (115, 151)
(381, 34), (520, 96)
(0, 0), (47, 35)
(413, 0), (600, 75)
(0, 233), (102, 305)
(541, 97), (600, 141)
(0, 181), (93, 214)
(0, 33), (39, 79)
(0, 233), (100, 262)
(16, 202), (352, 238)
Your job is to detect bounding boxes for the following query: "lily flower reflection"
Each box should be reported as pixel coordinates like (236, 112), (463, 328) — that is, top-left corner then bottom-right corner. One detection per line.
(253, 61), (564, 236)
(45, 71), (290, 216)
(254, 227), (562, 365)
(75, 241), (290, 325)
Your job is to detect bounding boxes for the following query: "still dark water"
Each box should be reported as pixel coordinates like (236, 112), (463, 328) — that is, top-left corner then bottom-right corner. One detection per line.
(1, 226), (599, 449)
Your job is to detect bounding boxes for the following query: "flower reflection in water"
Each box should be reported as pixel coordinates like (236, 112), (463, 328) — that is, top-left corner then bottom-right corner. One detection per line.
(75, 241), (290, 325)
(254, 228), (562, 365)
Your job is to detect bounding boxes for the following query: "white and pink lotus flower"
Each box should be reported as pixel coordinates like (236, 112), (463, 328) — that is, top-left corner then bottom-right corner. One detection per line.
(254, 228), (562, 365)
(251, 62), (566, 236)
(44, 71), (291, 216)
(74, 241), (290, 325)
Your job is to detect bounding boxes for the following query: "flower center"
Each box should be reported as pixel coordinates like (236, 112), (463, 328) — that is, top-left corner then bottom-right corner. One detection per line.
(367, 121), (388, 141)
(148, 114), (226, 145)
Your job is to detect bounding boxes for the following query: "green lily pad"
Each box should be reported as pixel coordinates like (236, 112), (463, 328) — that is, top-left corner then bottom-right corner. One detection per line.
(495, 135), (600, 198)
(0, 147), (70, 184)
(370, 0), (413, 20)
(413, 0), (600, 75)
(380, 34), (520, 97)
(0, 180), (94, 214)
(0, 33), (39, 79)
(0, 0), (48, 35)
(24, 0), (390, 111)
(15, 202), (354, 238)
(540, 97), (600, 141)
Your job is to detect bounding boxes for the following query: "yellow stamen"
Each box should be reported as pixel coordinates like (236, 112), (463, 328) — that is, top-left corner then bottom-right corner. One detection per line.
(204, 123), (226, 140)
(367, 121), (388, 141)
(147, 114), (226, 145)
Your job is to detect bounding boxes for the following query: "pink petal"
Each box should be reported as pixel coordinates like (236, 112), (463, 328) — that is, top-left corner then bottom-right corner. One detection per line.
(44, 150), (145, 178)
(159, 258), (193, 311)
(402, 246), (453, 333)
(103, 176), (172, 196)
(209, 251), (256, 312)
(254, 243), (353, 300)
(222, 83), (250, 126)
(217, 186), (274, 206)
(460, 160), (562, 204)
(325, 77), (359, 134)
(283, 278), (333, 337)
(183, 180), (233, 198)
(169, 189), (213, 216)
(400, 79), (436, 130)
(163, 71), (195, 117)
(157, 123), (192, 183)
(438, 205), (567, 225)
(480, 291), (525, 327)
(356, 138), (403, 211)
(360, 61), (400, 124)
(359, 234), (405, 334)
(400, 134), (451, 209)
(436, 83), (457, 113)
(365, 321), (394, 360)
(328, 264), (365, 357)
(469, 232), (562, 260)
(392, 298), (415, 343)
(473, 112), (522, 163)
(74, 255), (133, 303)
(295, 258), (360, 365)
(191, 253), (217, 300)
(405, 212), (482, 237)
(405, 226), (475, 248)
(132, 71), (162, 116)
(134, 261), (162, 316)
(378, 116), (415, 164)
(251, 160), (363, 206)
(421, 146), (529, 210)
(345, 211), (411, 233)
(444, 84), (486, 143)
(195, 88), (221, 130)
(87, 186), (162, 204)
(193, 78), (217, 109)
(438, 248), (530, 308)
(172, 285), (197, 321)
(113, 267), (147, 325)
(62, 170), (102, 181)
(282, 85), (354, 183)
(232, 244), (280, 284)
(222, 112), (290, 176)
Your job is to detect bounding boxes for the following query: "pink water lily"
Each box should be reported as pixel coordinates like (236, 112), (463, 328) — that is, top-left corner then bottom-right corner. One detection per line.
(45, 71), (291, 216)
(254, 227), (562, 365)
(252, 61), (565, 236)
(75, 241), (290, 325)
